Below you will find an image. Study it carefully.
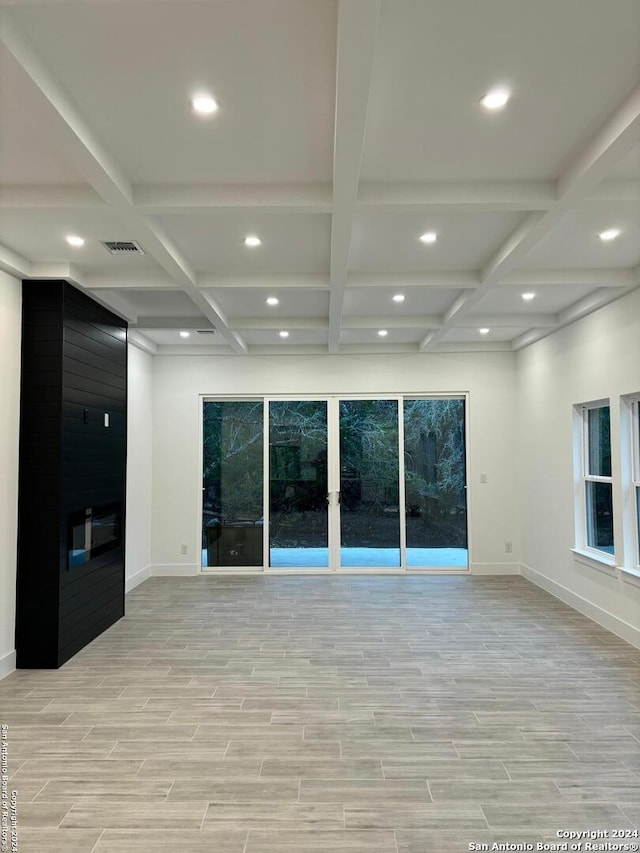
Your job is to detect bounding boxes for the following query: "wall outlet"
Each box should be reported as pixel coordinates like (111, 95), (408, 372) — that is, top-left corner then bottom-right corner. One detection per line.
(180, 544), (188, 556)
(504, 541), (513, 553)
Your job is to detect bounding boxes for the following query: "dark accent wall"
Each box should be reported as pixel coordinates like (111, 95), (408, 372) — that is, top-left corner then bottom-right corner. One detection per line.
(16, 281), (127, 668)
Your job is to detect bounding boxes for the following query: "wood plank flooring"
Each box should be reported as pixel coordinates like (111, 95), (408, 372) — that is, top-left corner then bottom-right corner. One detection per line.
(1, 575), (639, 852)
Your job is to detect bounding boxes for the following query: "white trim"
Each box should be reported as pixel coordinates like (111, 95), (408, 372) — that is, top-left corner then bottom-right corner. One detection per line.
(470, 562), (520, 575)
(151, 563), (199, 577)
(177, 567), (468, 576)
(125, 565), (151, 593)
(571, 547), (617, 575)
(0, 650), (16, 681)
(621, 567), (640, 588)
(521, 563), (640, 650)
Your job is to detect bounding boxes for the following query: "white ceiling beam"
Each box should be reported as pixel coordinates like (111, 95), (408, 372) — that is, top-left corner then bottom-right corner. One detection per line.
(131, 316), (212, 330)
(347, 271), (479, 289)
(128, 331), (158, 356)
(0, 184), (104, 208)
(357, 180), (555, 211)
(85, 274), (180, 290)
(87, 290), (139, 324)
(2, 177), (637, 212)
(420, 83), (640, 351)
(434, 341), (512, 353)
(456, 313), (558, 328)
(29, 261), (83, 284)
(229, 317), (328, 331)
(555, 286), (632, 327)
(341, 315), (441, 329)
(134, 183), (333, 214)
(0, 241), (30, 278)
(328, 0), (381, 353)
(0, 15), (247, 354)
(198, 274), (330, 290)
(498, 268), (636, 288)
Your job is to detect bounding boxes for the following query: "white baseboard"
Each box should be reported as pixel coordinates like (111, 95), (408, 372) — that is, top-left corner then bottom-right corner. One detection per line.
(521, 563), (640, 649)
(126, 564), (151, 593)
(150, 563), (199, 577)
(470, 562), (521, 575)
(0, 650), (16, 681)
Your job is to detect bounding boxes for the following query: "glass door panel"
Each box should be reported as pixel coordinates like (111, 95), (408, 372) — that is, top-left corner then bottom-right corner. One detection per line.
(202, 400), (264, 567)
(339, 399), (400, 567)
(403, 398), (467, 567)
(269, 401), (329, 567)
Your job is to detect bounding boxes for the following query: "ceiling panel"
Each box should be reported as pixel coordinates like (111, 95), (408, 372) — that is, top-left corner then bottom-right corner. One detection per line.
(209, 288), (328, 319)
(340, 328), (426, 345)
(241, 328), (328, 346)
(105, 289), (207, 319)
(361, 0), (640, 182)
(442, 326), (525, 343)
(0, 210), (164, 270)
(154, 213), (331, 273)
(0, 46), (87, 185)
(606, 143), (640, 179)
(6, 0), (336, 185)
(350, 210), (525, 272)
(343, 287), (460, 316)
(143, 330), (226, 347)
(471, 284), (601, 315)
(522, 201), (640, 269)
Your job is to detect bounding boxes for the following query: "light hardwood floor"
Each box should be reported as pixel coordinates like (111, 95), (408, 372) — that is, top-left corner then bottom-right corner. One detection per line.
(1, 575), (639, 852)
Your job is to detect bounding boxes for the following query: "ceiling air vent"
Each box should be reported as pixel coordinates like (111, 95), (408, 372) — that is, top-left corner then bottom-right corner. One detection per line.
(101, 240), (145, 255)
(196, 329), (216, 335)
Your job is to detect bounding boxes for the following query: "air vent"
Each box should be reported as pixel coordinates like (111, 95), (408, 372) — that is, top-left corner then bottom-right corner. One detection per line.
(196, 329), (216, 335)
(101, 241), (145, 255)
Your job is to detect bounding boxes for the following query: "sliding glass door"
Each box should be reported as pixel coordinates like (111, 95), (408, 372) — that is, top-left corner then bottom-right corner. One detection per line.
(269, 400), (329, 567)
(201, 395), (467, 571)
(403, 398), (467, 568)
(202, 400), (264, 568)
(339, 400), (400, 567)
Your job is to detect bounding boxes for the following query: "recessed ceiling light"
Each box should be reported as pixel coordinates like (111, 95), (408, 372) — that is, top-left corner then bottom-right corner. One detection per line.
(190, 93), (219, 115)
(244, 235), (262, 248)
(521, 292), (536, 301)
(66, 235), (85, 247)
(179, 331), (190, 338)
(478, 328), (490, 335)
(392, 294), (405, 303)
(598, 228), (621, 242)
(419, 231), (437, 244)
(279, 330), (289, 338)
(480, 88), (511, 111)
(378, 329), (388, 337)
(266, 297), (279, 306)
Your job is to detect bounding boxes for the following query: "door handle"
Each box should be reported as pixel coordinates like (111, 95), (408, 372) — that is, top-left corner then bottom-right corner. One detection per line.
(326, 491), (341, 505)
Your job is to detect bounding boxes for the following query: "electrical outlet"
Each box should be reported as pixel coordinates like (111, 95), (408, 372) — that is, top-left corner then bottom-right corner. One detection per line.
(180, 544), (188, 556)
(504, 541), (513, 553)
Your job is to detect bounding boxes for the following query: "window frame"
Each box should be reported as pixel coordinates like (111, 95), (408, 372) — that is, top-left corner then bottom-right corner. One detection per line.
(574, 399), (615, 565)
(630, 396), (640, 570)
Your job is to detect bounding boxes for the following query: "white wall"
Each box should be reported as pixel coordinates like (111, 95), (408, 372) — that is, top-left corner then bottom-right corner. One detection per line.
(0, 272), (21, 678)
(517, 287), (640, 647)
(151, 351), (519, 574)
(125, 343), (154, 591)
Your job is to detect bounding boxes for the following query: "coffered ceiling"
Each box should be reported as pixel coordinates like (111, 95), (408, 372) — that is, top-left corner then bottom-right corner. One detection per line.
(1, 0), (639, 356)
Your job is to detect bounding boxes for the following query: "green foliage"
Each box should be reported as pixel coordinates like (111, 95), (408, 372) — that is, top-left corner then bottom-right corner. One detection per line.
(202, 398), (466, 519)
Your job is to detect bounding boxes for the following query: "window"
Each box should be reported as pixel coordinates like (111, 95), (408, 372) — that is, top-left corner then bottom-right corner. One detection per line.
(577, 402), (614, 558)
(631, 398), (640, 568)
